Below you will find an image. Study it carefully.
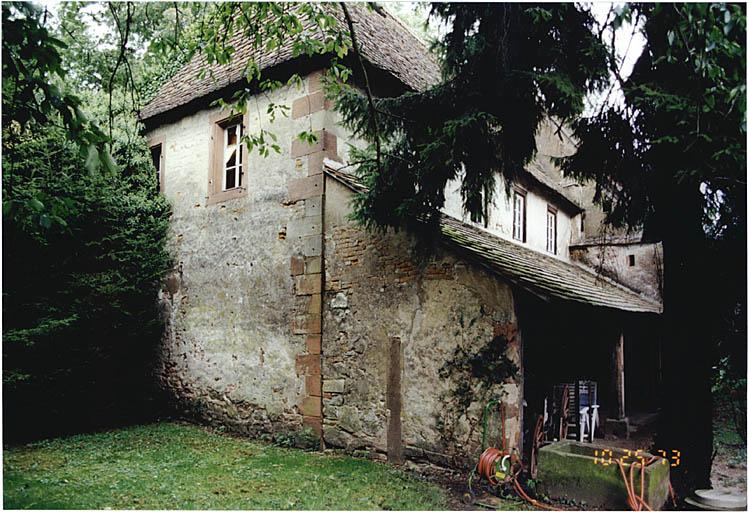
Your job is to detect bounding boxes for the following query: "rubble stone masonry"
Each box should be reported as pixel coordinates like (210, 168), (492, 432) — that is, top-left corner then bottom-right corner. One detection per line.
(149, 68), (524, 467)
(322, 179), (523, 467)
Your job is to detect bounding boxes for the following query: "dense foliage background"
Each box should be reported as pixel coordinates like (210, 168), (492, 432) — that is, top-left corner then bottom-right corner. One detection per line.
(3, 126), (171, 441)
(3, 2), (172, 441)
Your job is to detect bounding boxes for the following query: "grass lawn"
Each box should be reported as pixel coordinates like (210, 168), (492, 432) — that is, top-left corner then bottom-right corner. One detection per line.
(3, 422), (450, 510)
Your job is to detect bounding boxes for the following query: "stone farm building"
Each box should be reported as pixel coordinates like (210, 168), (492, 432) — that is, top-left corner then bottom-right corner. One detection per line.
(141, 5), (664, 467)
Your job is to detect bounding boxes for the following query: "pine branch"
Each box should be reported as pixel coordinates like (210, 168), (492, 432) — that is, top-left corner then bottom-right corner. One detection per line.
(340, 3), (381, 173)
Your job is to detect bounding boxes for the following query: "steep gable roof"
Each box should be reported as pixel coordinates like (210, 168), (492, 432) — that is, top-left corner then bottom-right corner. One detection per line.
(324, 161), (662, 314)
(140, 4), (440, 122)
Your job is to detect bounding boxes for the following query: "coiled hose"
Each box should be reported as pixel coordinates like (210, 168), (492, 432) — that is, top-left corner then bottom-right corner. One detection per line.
(476, 447), (563, 510)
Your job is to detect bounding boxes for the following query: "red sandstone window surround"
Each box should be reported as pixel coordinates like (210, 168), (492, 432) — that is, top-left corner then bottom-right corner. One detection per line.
(207, 110), (248, 205)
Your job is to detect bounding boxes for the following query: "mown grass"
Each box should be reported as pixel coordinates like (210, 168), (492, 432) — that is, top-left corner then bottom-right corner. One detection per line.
(3, 422), (449, 510)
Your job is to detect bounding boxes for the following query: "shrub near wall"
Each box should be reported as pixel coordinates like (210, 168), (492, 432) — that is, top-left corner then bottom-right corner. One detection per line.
(2, 126), (171, 442)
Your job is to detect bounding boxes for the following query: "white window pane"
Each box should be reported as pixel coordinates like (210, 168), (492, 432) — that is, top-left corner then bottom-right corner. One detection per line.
(226, 148), (236, 168)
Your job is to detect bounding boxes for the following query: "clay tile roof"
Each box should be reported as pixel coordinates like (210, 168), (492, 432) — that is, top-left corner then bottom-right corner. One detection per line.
(140, 4), (441, 122)
(324, 161), (662, 314)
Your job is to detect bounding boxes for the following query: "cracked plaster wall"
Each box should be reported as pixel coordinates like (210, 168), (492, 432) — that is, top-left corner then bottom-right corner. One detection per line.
(148, 74), (329, 435)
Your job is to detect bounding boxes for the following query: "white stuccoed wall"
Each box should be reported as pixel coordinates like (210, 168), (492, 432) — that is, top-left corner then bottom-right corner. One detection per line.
(443, 172), (579, 260)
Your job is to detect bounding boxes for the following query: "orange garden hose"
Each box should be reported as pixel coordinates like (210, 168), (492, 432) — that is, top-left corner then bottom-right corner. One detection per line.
(615, 456), (659, 511)
(477, 447), (508, 486)
(475, 447), (564, 510)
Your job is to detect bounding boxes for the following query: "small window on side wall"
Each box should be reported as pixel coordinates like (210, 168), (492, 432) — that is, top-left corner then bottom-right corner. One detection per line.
(207, 111), (248, 205)
(512, 189), (526, 242)
(547, 206), (557, 254)
(222, 122), (243, 190)
(148, 137), (165, 194)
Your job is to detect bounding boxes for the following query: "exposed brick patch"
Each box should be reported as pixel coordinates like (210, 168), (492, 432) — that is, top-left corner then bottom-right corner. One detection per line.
(494, 322), (519, 340)
(327, 226), (423, 289)
(424, 262), (455, 280)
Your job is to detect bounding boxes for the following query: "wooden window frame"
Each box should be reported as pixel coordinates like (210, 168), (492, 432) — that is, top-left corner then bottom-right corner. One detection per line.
(206, 110), (249, 205)
(512, 188), (527, 243)
(546, 206), (558, 254)
(148, 136), (165, 194)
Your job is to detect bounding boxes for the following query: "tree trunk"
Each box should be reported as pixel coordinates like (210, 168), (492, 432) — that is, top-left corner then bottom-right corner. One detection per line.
(655, 188), (715, 491)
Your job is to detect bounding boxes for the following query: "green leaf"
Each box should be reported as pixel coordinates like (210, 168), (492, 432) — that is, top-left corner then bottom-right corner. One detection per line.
(29, 198), (45, 212)
(101, 150), (118, 174)
(84, 145), (99, 174)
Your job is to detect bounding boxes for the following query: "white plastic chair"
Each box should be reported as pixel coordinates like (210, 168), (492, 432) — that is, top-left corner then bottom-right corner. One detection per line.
(578, 381), (599, 442)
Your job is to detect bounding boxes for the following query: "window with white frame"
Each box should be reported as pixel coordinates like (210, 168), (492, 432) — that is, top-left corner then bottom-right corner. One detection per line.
(546, 206), (557, 254)
(222, 122), (243, 190)
(512, 189), (526, 242)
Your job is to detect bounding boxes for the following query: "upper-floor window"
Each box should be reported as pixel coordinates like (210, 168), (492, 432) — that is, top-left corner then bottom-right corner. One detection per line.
(546, 206), (557, 254)
(512, 189), (526, 242)
(222, 121), (243, 190)
(207, 111), (248, 205)
(148, 137), (165, 194)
